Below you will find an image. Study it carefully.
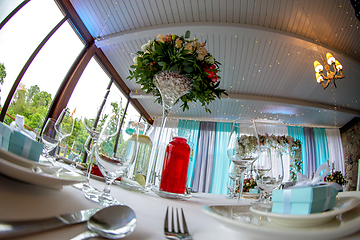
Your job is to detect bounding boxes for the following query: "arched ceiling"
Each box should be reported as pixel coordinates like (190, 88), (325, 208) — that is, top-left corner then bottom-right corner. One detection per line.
(69, 0), (360, 128)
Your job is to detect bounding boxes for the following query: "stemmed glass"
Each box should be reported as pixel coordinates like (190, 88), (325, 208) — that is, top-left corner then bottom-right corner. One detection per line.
(69, 140), (83, 167)
(41, 118), (59, 162)
(252, 146), (271, 203)
(86, 113), (139, 206)
(257, 148), (284, 204)
(74, 96), (122, 193)
(226, 162), (241, 199)
(54, 108), (74, 144)
(227, 120), (260, 201)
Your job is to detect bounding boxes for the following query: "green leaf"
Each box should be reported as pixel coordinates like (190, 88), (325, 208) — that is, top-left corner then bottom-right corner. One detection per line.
(185, 30), (190, 38)
(158, 62), (165, 66)
(143, 69), (151, 77)
(184, 66), (193, 73)
(169, 65), (179, 72)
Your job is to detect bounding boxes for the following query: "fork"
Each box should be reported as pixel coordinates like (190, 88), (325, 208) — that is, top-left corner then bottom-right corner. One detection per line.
(164, 207), (192, 240)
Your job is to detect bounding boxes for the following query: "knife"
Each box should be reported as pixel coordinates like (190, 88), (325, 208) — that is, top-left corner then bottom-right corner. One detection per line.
(0, 208), (100, 239)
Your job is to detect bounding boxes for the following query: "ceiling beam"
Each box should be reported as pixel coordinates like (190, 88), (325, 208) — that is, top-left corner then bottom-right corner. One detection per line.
(130, 91), (360, 116)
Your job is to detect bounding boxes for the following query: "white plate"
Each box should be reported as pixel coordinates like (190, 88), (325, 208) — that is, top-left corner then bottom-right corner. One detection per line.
(0, 147), (47, 169)
(203, 202), (360, 240)
(0, 157), (87, 190)
(250, 197), (360, 227)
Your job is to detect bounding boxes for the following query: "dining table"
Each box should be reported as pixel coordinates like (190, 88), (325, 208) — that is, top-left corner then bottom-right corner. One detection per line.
(1, 168), (360, 240)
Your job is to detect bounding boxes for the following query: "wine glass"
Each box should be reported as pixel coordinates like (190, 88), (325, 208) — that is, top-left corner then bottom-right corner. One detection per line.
(41, 118), (59, 160)
(55, 108), (75, 143)
(86, 113), (139, 206)
(227, 120), (260, 201)
(226, 162), (241, 199)
(257, 148), (284, 203)
(69, 140), (83, 167)
(75, 97), (122, 193)
(253, 146), (272, 203)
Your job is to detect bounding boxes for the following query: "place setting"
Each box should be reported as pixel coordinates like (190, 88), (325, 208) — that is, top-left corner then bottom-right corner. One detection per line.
(0, 113), (87, 190)
(203, 123), (360, 240)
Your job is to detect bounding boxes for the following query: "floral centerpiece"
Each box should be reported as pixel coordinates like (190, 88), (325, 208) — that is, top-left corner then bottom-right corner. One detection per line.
(127, 30), (227, 113)
(324, 171), (346, 186)
(258, 133), (302, 181)
(235, 177), (257, 193)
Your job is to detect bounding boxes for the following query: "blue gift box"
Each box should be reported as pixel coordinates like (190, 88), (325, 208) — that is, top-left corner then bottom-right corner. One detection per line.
(271, 184), (338, 215)
(0, 122), (12, 150)
(6, 128), (43, 162)
(249, 188), (259, 193)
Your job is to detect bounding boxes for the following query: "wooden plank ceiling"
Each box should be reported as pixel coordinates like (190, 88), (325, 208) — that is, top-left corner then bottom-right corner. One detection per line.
(69, 0), (360, 128)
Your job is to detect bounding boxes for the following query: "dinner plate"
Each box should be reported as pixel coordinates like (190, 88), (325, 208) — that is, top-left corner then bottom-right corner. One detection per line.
(0, 157), (87, 190)
(0, 147), (47, 169)
(250, 197), (360, 227)
(203, 203), (360, 240)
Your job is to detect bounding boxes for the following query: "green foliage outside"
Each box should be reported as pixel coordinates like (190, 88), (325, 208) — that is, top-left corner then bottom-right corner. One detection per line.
(0, 63), (6, 85)
(2, 83), (124, 162)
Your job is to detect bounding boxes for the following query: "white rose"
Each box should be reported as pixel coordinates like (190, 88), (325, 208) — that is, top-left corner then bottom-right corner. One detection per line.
(133, 56), (138, 63)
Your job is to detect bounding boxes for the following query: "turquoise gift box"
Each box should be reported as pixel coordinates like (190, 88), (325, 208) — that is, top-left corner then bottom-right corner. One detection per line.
(0, 122), (12, 150)
(249, 188), (259, 193)
(271, 184), (338, 215)
(0, 121), (43, 162)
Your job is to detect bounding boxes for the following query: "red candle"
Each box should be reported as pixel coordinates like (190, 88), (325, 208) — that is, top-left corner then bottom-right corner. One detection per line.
(159, 136), (190, 194)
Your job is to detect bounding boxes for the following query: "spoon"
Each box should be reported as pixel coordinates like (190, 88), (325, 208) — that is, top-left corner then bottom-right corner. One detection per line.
(70, 205), (136, 240)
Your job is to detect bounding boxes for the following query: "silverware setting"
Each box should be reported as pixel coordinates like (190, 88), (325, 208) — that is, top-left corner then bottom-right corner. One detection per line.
(0, 208), (100, 239)
(164, 206), (192, 240)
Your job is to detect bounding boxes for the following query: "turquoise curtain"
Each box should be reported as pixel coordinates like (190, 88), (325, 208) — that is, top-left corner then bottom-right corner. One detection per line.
(178, 120), (200, 187)
(210, 122), (232, 194)
(313, 127), (329, 169)
(287, 126), (307, 176)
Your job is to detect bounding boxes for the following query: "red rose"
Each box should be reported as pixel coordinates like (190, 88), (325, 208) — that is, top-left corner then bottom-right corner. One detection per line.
(210, 64), (216, 69)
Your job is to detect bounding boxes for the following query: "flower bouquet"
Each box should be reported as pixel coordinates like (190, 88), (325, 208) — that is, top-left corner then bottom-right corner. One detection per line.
(127, 30), (227, 113)
(324, 171), (346, 186)
(236, 177), (257, 193)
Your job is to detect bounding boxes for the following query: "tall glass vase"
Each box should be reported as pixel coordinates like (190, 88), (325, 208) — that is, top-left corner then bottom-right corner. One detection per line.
(146, 71), (191, 190)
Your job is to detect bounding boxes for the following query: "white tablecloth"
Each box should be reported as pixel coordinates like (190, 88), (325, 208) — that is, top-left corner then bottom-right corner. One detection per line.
(0, 173), (360, 240)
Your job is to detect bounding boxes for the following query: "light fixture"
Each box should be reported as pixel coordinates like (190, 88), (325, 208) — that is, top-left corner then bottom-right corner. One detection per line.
(313, 53), (344, 90)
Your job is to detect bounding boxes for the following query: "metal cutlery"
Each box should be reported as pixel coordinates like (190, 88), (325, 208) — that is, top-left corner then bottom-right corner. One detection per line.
(164, 207), (192, 240)
(0, 208), (100, 239)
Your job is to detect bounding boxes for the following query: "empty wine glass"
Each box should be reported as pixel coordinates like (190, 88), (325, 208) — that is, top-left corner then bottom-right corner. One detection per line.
(86, 114), (139, 206)
(41, 118), (59, 160)
(75, 97), (122, 193)
(227, 120), (260, 201)
(69, 140), (83, 167)
(40, 118), (63, 174)
(226, 162), (241, 199)
(55, 108), (75, 143)
(252, 146), (271, 203)
(257, 148), (284, 203)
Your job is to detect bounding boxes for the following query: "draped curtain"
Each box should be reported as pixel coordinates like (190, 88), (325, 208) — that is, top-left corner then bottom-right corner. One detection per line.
(191, 122), (216, 193)
(325, 128), (345, 173)
(147, 119), (345, 195)
(178, 120), (200, 187)
(288, 126), (307, 175)
(304, 127), (316, 178)
(210, 122), (232, 194)
(313, 128), (329, 169)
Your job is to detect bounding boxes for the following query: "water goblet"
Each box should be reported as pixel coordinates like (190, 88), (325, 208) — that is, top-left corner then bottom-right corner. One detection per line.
(226, 162), (241, 199)
(86, 114), (139, 206)
(227, 120), (260, 201)
(257, 148), (284, 203)
(55, 108), (75, 143)
(69, 140), (83, 167)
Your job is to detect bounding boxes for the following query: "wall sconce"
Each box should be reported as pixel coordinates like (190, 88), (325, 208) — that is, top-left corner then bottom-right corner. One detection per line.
(314, 53), (345, 90)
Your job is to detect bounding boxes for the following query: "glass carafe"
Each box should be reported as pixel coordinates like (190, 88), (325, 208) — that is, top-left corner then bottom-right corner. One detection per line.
(120, 122), (153, 191)
(159, 128), (191, 195)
